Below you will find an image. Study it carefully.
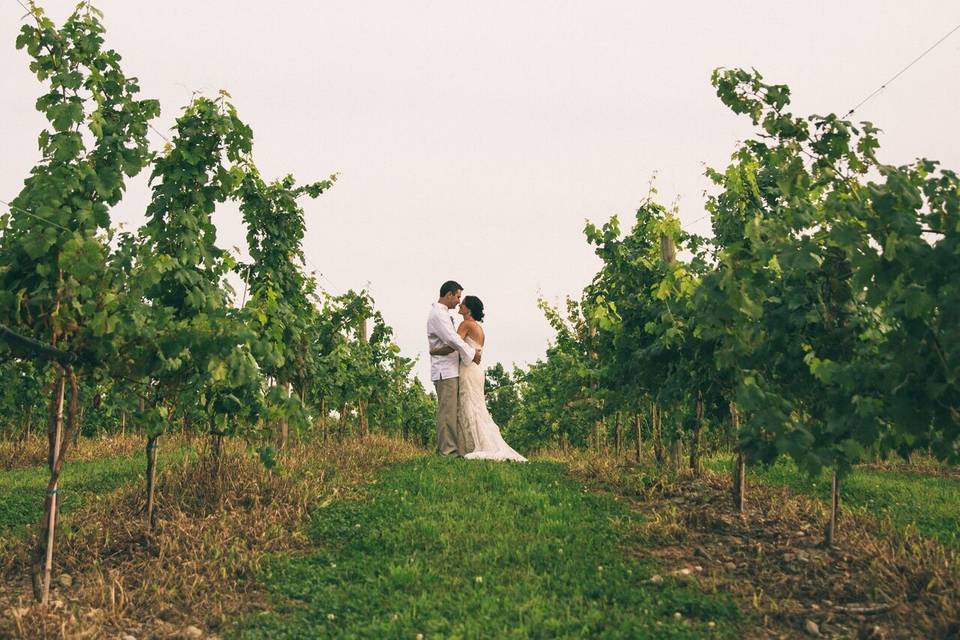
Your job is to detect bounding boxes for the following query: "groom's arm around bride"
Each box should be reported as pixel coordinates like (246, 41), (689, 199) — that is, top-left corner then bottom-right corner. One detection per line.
(426, 288), (480, 369)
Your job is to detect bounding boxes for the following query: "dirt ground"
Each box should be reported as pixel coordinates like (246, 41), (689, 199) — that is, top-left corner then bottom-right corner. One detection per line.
(563, 455), (960, 639)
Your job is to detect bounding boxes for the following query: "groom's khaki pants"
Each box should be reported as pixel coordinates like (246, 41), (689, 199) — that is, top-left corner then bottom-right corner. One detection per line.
(434, 377), (473, 455)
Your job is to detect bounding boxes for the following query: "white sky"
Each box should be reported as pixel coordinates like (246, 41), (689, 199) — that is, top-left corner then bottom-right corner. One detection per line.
(2, 1), (959, 387)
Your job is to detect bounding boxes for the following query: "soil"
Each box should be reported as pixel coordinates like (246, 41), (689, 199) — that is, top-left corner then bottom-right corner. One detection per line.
(575, 464), (960, 640)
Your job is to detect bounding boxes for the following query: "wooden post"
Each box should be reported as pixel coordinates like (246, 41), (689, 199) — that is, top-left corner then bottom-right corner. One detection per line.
(660, 231), (678, 472)
(32, 367), (77, 604)
(730, 402), (746, 514)
(735, 449), (747, 511)
(280, 382), (291, 450)
(396, 378), (405, 441)
(145, 434), (159, 530)
(298, 383), (307, 447)
(357, 401), (368, 438)
(595, 416), (606, 453)
(358, 317), (369, 438)
(321, 398), (327, 444)
(52, 380), (64, 476)
(615, 412), (623, 458)
(660, 232), (677, 265)
(825, 469), (840, 547)
(670, 437), (682, 472)
(652, 403), (664, 466)
(75, 404), (84, 445)
(690, 391), (704, 476)
(35, 371), (65, 603)
(667, 409), (682, 472)
(23, 406), (33, 442)
(587, 324), (601, 454)
(212, 431), (224, 465)
(47, 374), (65, 471)
(634, 413), (642, 462)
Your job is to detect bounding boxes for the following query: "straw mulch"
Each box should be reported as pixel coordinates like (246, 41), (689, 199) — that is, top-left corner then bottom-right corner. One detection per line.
(0, 434), (422, 639)
(551, 449), (960, 640)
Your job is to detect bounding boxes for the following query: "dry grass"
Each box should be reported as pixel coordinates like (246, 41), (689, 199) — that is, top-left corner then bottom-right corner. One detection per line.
(545, 448), (960, 640)
(0, 432), (150, 471)
(0, 434), (423, 639)
(858, 451), (960, 480)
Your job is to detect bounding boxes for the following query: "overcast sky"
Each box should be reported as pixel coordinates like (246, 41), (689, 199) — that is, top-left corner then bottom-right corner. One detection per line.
(2, 1), (959, 387)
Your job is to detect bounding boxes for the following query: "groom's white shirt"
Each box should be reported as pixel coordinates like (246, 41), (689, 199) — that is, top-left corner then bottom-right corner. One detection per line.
(427, 302), (476, 381)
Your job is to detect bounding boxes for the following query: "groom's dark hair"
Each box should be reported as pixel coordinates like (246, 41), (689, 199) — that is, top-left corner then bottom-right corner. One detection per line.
(439, 280), (463, 297)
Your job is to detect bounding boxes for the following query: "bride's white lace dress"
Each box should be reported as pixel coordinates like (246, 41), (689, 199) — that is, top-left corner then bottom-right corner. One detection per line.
(460, 336), (527, 462)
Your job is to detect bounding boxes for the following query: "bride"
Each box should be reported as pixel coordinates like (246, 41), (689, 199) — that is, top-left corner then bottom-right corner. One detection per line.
(430, 295), (526, 462)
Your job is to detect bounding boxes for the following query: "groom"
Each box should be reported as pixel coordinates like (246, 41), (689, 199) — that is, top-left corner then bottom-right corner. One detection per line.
(427, 280), (482, 456)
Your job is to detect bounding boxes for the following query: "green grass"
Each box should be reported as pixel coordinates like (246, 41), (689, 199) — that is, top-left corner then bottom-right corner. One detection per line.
(706, 456), (960, 546)
(0, 448), (184, 539)
(233, 457), (739, 639)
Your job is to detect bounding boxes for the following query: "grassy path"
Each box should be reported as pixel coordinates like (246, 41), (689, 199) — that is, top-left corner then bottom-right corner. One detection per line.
(234, 457), (739, 639)
(706, 456), (960, 546)
(0, 448), (185, 538)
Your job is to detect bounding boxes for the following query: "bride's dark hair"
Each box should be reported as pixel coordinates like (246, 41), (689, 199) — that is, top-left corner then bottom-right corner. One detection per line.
(463, 295), (485, 322)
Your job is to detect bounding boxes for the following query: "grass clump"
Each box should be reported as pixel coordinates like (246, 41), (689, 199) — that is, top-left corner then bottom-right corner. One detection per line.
(234, 457), (739, 639)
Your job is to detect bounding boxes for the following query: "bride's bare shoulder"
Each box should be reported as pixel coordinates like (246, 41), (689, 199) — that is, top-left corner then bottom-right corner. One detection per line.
(471, 321), (485, 345)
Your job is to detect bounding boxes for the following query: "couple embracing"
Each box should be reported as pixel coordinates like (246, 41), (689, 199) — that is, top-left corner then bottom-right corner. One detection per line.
(426, 281), (526, 462)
